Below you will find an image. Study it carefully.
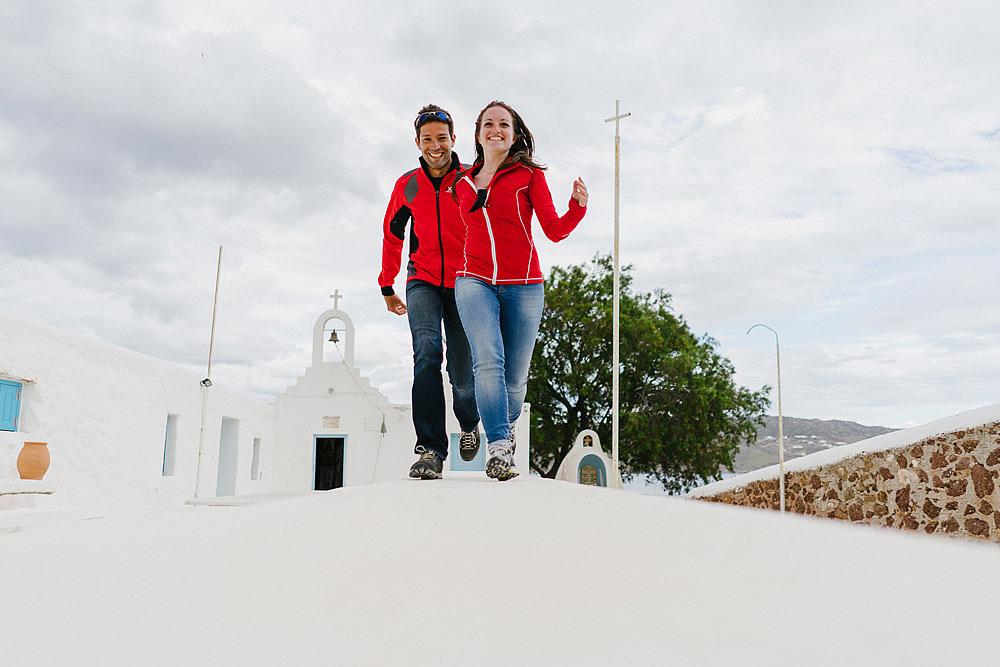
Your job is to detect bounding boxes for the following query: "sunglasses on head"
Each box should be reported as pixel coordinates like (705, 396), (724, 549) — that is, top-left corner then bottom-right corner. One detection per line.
(416, 111), (450, 124)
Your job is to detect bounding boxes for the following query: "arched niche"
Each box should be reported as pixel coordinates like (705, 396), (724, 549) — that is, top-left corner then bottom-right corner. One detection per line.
(578, 454), (607, 487)
(312, 309), (355, 368)
(573, 429), (603, 452)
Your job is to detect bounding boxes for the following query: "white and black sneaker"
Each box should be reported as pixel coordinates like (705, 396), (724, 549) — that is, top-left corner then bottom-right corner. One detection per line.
(459, 430), (481, 462)
(409, 450), (443, 480)
(486, 438), (518, 481)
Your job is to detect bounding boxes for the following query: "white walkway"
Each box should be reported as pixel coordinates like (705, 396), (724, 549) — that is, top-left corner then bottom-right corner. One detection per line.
(2, 474), (998, 665)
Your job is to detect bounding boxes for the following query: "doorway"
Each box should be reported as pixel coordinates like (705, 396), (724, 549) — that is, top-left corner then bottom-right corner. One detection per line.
(314, 437), (345, 490)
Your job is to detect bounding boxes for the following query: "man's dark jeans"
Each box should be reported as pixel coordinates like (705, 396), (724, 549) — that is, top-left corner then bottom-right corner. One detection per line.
(406, 279), (479, 460)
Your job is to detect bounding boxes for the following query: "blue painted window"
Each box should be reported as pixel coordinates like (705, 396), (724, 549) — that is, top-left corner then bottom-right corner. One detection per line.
(162, 414), (178, 476)
(0, 380), (23, 432)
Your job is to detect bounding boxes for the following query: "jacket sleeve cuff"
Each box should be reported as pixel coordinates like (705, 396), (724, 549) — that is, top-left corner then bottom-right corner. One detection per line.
(381, 285), (395, 297)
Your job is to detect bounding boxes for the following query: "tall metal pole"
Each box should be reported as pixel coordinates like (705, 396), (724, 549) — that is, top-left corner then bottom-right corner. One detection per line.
(605, 100), (630, 489)
(206, 245), (223, 381)
(195, 245), (223, 498)
(747, 324), (784, 515)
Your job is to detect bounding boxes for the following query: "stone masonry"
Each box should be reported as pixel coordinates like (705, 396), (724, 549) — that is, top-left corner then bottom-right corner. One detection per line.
(696, 421), (1000, 543)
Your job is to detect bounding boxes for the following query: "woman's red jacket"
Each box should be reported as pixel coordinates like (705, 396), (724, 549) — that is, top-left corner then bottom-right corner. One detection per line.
(455, 162), (585, 285)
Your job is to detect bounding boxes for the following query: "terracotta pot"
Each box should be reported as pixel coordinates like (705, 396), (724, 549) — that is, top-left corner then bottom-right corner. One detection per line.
(17, 442), (50, 480)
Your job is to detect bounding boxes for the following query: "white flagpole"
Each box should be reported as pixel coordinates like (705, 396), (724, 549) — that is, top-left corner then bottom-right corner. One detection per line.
(605, 100), (630, 489)
(206, 245), (223, 382)
(195, 245), (223, 498)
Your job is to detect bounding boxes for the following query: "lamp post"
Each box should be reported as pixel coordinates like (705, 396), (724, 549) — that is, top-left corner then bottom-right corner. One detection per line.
(747, 324), (785, 515)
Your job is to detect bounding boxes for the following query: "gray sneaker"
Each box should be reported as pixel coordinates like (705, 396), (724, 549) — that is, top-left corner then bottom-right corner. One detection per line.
(459, 430), (481, 462)
(486, 438), (518, 481)
(409, 450), (443, 480)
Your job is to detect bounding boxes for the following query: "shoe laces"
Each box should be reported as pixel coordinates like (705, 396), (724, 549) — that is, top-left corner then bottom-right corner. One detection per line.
(460, 431), (478, 448)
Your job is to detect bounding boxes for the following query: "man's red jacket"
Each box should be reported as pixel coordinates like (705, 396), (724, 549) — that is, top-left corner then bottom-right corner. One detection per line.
(378, 154), (466, 295)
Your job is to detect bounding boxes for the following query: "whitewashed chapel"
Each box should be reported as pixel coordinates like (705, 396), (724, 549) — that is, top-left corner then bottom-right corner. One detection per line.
(0, 295), (529, 513)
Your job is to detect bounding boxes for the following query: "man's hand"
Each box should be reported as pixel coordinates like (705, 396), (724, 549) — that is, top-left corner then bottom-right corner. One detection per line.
(384, 294), (407, 316)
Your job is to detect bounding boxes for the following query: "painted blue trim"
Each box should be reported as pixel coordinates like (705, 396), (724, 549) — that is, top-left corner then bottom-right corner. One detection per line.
(578, 454), (607, 487)
(0, 380), (23, 432)
(162, 414), (178, 476)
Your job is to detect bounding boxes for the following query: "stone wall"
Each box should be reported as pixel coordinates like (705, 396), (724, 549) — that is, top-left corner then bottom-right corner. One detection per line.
(696, 421), (1000, 542)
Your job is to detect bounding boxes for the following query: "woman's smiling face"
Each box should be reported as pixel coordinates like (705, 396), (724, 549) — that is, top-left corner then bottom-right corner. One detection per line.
(478, 105), (515, 157)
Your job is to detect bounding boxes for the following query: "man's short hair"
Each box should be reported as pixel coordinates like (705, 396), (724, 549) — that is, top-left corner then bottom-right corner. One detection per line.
(414, 104), (454, 137)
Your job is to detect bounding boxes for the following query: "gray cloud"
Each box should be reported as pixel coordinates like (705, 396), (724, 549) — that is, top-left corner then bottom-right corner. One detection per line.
(1, 0), (998, 427)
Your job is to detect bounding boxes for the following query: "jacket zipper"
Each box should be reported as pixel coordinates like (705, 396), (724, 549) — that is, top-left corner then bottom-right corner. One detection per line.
(466, 171), (499, 284)
(482, 191), (498, 283)
(435, 184), (445, 287)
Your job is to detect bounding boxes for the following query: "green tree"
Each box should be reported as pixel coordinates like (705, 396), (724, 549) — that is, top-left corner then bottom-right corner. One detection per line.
(526, 254), (769, 493)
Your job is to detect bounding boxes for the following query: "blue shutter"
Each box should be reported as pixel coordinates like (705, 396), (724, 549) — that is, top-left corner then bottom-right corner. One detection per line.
(0, 380), (22, 432)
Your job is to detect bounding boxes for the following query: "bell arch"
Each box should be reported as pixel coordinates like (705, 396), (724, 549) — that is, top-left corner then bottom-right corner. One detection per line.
(313, 309), (355, 368)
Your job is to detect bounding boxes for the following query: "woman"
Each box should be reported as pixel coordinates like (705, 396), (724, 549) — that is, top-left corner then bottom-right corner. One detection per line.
(454, 100), (588, 481)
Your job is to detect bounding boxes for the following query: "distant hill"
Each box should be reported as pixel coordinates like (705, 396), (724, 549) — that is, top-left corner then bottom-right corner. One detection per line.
(732, 416), (898, 474)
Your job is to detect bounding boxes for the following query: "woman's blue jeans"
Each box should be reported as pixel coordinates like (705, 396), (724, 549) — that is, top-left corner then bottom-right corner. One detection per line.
(406, 280), (479, 460)
(455, 277), (544, 447)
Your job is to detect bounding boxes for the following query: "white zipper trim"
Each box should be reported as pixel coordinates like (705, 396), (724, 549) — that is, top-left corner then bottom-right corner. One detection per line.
(482, 204), (498, 284)
(465, 172), (499, 283)
(460, 174), (476, 278)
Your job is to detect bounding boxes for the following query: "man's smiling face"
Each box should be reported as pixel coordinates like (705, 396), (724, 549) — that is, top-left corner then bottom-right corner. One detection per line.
(416, 121), (455, 174)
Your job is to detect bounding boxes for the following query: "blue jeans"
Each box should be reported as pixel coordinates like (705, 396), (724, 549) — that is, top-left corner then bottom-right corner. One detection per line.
(454, 277), (544, 447)
(406, 280), (479, 460)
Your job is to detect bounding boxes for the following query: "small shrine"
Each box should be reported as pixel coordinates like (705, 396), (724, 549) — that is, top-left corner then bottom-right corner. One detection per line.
(555, 429), (621, 488)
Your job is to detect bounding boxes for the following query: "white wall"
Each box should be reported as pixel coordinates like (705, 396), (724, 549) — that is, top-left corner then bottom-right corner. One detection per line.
(1, 306), (536, 510)
(0, 312), (275, 510)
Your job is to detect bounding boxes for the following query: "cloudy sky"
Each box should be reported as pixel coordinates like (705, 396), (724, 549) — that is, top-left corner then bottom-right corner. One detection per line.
(2, 0), (998, 428)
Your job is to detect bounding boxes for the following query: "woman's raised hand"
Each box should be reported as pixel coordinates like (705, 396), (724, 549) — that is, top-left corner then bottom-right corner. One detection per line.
(572, 177), (588, 207)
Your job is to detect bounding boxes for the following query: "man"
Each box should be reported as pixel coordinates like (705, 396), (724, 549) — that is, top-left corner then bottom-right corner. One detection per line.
(378, 104), (481, 479)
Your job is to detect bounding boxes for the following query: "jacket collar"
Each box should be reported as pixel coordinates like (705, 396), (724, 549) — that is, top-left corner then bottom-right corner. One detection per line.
(468, 160), (521, 187)
(418, 152), (462, 180)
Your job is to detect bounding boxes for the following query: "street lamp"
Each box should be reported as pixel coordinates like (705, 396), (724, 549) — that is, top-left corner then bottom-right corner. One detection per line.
(747, 324), (785, 515)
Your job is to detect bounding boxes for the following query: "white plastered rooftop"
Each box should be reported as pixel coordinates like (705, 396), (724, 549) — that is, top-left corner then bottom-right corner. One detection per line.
(2, 472), (999, 665)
